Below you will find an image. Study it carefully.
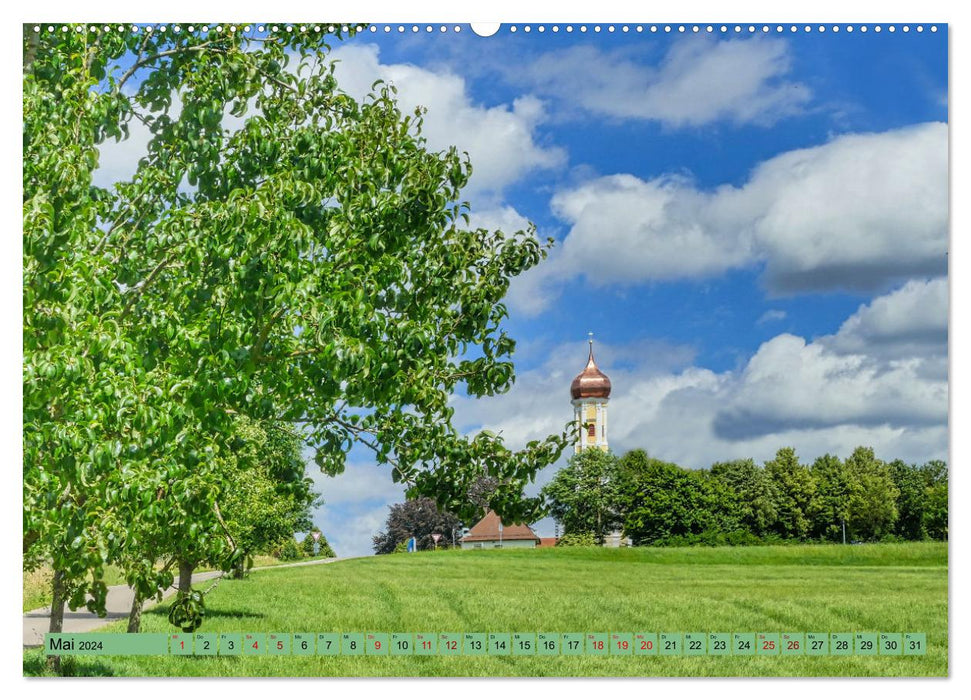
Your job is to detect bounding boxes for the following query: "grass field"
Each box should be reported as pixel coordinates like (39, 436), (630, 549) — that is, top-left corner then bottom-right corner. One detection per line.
(23, 542), (948, 677)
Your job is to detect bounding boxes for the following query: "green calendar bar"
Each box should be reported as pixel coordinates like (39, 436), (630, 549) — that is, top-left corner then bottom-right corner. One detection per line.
(708, 633), (730, 656)
(42, 632), (930, 657)
(659, 632), (681, 655)
(391, 632), (413, 655)
(561, 632), (585, 655)
(463, 633), (486, 655)
(537, 633), (560, 655)
(634, 633), (658, 655)
(880, 633), (903, 656)
(781, 632), (804, 655)
(341, 632), (364, 655)
(586, 632), (608, 656)
(316, 633), (339, 655)
(293, 633), (314, 655)
(243, 633), (266, 655)
(684, 632), (706, 656)
(439, 633), (462, 655)
(194, 633), (218, 656)
(488, 633), (511, 655)
(45, 633), (169, 656)
(806, 632), (828, 655)
(170, 633), (192, 655)
(611, 632), (633, 655)
(268, 633), (290, 655)
(513, 633), (536, 655)
(904, 633), (926, 655)
(219, 633), (242, 655)
(366, 633), (389, 655)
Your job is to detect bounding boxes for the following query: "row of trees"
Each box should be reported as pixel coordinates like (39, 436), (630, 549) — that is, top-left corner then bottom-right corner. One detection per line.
(542, 447), (948, 546)
(24, 24), (567, 666)
(218, 418), (321, 575)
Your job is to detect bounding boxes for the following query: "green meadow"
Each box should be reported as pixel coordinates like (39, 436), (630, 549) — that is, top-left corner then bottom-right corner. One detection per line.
(24, 542), (947, 677)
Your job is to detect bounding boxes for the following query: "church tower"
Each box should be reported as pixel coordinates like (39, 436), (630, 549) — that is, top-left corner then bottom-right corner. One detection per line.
(570, 334), (611, 453)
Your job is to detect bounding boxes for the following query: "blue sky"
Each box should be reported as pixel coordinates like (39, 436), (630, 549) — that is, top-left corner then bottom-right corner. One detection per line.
(93, 25), (949, 557)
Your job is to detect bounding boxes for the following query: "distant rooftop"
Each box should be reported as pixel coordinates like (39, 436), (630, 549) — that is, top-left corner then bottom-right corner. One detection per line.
(460, 510), (540, 542)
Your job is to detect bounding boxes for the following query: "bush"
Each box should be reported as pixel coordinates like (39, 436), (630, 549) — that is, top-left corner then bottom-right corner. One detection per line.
(393, 540), (409, 554)
(647, 531), (796, 547)
(556, 532), (598, 547)
(879, 533), (906, 544)
(278, 538), (303, 561)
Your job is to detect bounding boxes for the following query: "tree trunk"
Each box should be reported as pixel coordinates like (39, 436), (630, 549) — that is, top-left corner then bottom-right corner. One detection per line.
(177, 560), (194, 593)
(127, 593), (144, 633)
(231, 555), (245, 580)
(47, 568), (67, 674)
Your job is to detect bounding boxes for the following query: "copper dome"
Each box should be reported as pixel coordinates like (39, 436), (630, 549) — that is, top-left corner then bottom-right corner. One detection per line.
(571, 339), (611, 400)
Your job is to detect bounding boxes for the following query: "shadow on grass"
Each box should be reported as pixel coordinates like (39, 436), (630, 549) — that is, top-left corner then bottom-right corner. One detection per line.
(141, 605), (266, 623)
(23, 653), (116, 677)
(23, 610), (128, 621)
(203, 607), (266, 620)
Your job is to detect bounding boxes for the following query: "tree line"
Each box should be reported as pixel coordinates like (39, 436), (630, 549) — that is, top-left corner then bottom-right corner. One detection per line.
(542, 447), (948, 546)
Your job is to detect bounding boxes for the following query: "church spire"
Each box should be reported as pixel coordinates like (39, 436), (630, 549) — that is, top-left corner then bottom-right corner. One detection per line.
(571, 333), (611, 400)
(571, 333), (611, 453)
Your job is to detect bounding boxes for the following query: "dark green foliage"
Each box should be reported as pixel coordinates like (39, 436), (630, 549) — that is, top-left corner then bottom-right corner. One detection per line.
(764, 448), (818, 539)
(587, 447), (948, 547)
(889, 459), (928, 540)
(541, 449), (620, 543)
(708, 459), (779, 536)
(615, 451), (734, 545)
(921, 460), (948, 540)
(277, 539), (302, 562)
(373, 497), (463, 554)
(168, 589), (206, 632)
(810, 454), (852, 542)
(845, 447), (899, 541)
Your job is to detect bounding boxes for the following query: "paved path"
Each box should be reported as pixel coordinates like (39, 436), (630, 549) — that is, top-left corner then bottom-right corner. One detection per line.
(23, 558), (339, 647)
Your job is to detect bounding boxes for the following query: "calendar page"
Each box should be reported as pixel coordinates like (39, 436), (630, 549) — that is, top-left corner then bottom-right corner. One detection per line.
(22, 13), (949, 682)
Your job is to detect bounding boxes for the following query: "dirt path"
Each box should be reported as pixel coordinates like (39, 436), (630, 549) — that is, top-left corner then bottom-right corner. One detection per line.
(23, 557), (339, 647)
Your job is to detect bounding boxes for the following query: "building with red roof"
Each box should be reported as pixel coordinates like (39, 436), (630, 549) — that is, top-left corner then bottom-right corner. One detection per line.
(459, 510), (541, 549)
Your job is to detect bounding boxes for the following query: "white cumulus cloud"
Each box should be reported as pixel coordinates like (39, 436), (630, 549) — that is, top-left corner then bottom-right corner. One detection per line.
(328, 43), (566, 200)
(520, 122), (948, 314)
(452, 281), (948, 472)
(516, 38), (811, 127)
(712, 333), (947, 441)
(825, 278), (948, 357)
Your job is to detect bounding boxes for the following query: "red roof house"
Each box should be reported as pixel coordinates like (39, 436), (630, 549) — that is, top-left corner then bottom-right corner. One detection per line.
(460, 510), (540, 549)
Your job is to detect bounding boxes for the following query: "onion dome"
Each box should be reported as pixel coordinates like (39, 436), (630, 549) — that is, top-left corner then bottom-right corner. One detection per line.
(570, 337), (611, 400)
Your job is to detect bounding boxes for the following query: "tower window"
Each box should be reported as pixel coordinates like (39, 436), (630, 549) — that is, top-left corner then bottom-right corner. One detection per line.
(588, 424), (596, 438)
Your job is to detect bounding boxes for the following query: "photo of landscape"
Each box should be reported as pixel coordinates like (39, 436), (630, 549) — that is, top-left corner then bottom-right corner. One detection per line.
(23, 20), (948, 679)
